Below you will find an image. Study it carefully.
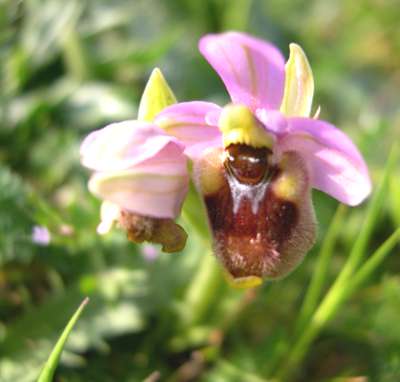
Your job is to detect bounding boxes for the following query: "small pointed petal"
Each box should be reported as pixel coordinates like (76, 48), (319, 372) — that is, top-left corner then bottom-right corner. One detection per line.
(138, 68), (177, 122)
(80, 120), (183, 172)
(279, 118), (372, 205)
(88, 141), (189, 219)
(280, 43), (314, 117)
(199, 32), (285, 111)
(155, 101), (222, 159)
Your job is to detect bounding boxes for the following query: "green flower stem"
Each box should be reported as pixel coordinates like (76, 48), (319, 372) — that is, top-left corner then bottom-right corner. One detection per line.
(181, 182), (211, 241)
(181, 251), (223, 327)
(295, 204), (347, 334)
(180, 183), (223, 327)
(349, 226), (400, 293)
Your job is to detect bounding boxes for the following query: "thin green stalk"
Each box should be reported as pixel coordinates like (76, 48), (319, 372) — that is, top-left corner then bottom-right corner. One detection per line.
(180, 182), (223, 327)
(181, 182), (211, 243)
(181, 252), (222, 327)
(349, 227), (400, 293)
(296, 204), (346, 334)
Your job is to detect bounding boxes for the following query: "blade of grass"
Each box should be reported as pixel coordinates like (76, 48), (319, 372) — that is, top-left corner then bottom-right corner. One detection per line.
(37, 297), (89, 382)
(295, 204), (347, 334)
(181, 252), (222, 327)
(216, 359), (270, 382)
(349, 226), (400, 293)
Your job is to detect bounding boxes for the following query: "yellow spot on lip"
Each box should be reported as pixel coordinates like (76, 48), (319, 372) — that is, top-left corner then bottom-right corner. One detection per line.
(197, 148), (225, 195)
(223, 271), (263, 289)
(218, 104), (274, 149)
(272, 152), (308, 201)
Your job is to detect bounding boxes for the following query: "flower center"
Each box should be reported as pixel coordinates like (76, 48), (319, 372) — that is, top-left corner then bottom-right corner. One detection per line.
(218, 104), (274, 149)
(225, 143), (273, 185)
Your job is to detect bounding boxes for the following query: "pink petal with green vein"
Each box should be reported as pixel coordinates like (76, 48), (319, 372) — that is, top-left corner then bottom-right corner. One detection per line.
(155, 101), (222, 159)
(80, 120), (184, 172)
(278, 118), (371, 205)
(199, 32), (285, 111)
(88, 142), (189, 219)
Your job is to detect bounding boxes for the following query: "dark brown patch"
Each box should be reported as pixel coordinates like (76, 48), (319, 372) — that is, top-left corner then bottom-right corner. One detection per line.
(225, 144), (272, 185)
(204, 171), (299, 278)
(119, 211), (187, 253)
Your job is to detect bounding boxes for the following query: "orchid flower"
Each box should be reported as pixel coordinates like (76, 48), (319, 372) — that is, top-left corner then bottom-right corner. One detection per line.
(80, 69), (189, 252)
(32, 225), (51, 246)
(81, 32), (371, 287)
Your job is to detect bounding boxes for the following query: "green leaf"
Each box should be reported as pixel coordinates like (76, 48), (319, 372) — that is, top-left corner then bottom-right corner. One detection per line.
(0, 268), (147, 382)
(37, 298), (89, 382)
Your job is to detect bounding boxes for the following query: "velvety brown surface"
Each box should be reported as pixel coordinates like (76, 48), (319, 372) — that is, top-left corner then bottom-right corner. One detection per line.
(204, 174), (299, 278)
(119, 211), (187, 253)
(225, 144), (272, 185)
(196, 147), (316, 280)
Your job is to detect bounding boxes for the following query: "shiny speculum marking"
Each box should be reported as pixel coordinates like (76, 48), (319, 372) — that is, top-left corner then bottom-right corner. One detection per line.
(199, 144), (300, 279)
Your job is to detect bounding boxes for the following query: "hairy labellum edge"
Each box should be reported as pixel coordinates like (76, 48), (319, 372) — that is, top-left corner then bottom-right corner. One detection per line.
(194, 147), (317, 281)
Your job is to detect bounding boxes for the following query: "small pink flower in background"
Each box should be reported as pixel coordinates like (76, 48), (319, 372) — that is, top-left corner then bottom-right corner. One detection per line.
(59, 224), (74, 236)
(32, 225), (51, 246)
(141, 244), (159, 262)
(80, 32), (371, 286)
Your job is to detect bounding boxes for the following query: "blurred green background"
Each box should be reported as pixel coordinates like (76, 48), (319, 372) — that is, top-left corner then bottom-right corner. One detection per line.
(1, 0), (400, 381)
